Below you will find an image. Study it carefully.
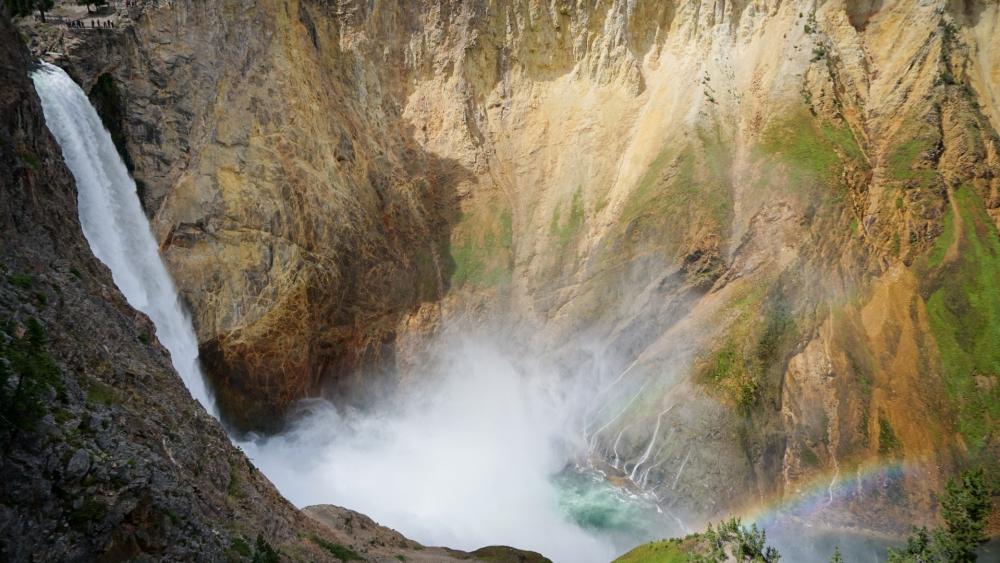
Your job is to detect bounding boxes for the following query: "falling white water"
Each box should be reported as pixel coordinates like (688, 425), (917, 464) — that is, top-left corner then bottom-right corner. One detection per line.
(31, 63), (215, 415)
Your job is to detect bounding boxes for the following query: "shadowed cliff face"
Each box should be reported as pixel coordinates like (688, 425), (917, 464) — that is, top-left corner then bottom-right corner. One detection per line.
(20, 0), (1000, 534)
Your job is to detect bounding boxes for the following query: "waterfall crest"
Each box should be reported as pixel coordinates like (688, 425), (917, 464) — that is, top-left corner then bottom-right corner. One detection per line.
(31, 63), (216, 416)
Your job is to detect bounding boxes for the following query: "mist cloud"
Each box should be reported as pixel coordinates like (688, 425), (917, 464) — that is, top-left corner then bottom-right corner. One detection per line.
(240, 333), (620, 562)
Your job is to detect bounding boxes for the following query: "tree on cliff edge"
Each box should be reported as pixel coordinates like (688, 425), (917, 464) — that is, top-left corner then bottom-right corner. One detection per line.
(2, 0), (53, 22)
(938, 469), (991, 561)
(887, 469), (992, 562)
(76, 0), (107, 13)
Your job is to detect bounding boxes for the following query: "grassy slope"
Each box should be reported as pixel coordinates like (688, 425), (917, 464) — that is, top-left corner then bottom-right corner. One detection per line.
(613, 539), (693, 563)
(923, 185), (1000, 451)
(619, 127), (733, 249)
(757, 112), (866, 195)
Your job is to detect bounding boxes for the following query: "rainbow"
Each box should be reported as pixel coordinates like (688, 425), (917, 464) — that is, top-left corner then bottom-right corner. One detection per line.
(738, 457), (933, 530)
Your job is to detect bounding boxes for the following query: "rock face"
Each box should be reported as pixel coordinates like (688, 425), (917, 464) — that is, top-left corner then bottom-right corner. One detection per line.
(20, 0), (1000, 534)
(0, 11), (521, 562)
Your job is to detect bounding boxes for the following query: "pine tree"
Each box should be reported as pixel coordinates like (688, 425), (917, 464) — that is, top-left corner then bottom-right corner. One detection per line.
(885, 469), (991, 562)
(35, 0), (53, 22)
(75, 0), (107, 13)
(938, 469), (990, 562)
(2, 0), (34, 17)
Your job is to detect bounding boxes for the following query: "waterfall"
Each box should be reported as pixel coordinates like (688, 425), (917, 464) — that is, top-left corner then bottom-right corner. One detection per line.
(31, 63), (216, 416)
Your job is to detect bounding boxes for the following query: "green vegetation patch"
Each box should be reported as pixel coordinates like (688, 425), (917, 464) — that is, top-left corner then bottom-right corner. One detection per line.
(703, 338), (759, 413)
(598, 126), (734, 287)
(1, 0), (52, 18)
(613, 538), (691, 563)
(17, 148), (40, 170)
(800, 446), (821, 467)
(86, 380), (118, 407)
(922, 185), (1000, 450)
(448, 201), (513, 288)
(888, 469), (991, 562)
(878, 414), (902, 456)
(615, 519), (781, 562)
(700, 290), (761, 411)
(311, 536), (363, 562)
(405, 245), (441, 303)
(830, 309), (877, 398)
(614, 471), (991, 563)
(227, 463), (246, 499)
(887, 138), (938, 188)
(67, 497), (108, 530)
(621, 129), (733, 245)
(757, 113), (865, 194)
(550, 188), (585, 248)
(0, 317), (63, 438)
(229, 536), (252, 557)
(252, 534), (280, 563)
(618, 518), (780, 562)
(6, 273), (34, 289)
(699, 285), (797, 413)
(928, 201), (955, 267)
(820, 123), (866, 164)
(890, 231), (902, 257)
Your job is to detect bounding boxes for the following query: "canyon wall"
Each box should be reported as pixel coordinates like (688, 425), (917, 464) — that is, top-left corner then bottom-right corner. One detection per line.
(21, 0), (1000, 533)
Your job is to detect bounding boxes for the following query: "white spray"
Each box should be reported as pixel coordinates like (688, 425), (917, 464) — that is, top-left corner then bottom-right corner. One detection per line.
(242, 336), (621, 562)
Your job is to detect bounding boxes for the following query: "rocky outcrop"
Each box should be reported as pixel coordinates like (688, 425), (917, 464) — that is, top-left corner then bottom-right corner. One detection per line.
(304, 505), (552, 563)
(18, 0), (1000, 534)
